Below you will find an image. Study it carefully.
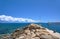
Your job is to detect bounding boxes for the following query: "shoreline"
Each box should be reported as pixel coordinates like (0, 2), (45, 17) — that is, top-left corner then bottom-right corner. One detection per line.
(0, 24), (60, 39)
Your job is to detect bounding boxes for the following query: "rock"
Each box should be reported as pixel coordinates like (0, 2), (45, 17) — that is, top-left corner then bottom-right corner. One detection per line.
(1, 24), (60, 39)
(31, 31), (36, 37)
(24, 29), (30, 35)
(16, 34), (25, 39)
(32, 37), (40, 39)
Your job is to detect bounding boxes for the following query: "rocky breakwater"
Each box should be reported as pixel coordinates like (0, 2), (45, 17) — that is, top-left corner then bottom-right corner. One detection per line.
(1, 24), (60, 39)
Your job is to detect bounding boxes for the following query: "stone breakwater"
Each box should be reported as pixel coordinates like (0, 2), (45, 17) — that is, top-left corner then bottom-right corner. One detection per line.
(1, 24), (60, 39)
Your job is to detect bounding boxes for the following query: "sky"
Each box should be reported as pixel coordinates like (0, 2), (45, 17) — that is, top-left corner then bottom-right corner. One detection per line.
(0, 0), (60, 22)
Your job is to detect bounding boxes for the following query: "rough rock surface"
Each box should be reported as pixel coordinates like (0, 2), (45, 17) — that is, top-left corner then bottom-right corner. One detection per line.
(1, 24), (60, 39)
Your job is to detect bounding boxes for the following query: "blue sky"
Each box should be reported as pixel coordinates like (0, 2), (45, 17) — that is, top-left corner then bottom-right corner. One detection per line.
(0, 0), (60, 22)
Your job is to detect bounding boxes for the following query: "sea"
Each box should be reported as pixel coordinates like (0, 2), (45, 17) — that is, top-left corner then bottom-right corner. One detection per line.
(0, 23), (60, 34)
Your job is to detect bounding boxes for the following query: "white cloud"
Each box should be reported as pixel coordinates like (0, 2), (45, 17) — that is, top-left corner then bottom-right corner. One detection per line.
(0, 15), (40, 23)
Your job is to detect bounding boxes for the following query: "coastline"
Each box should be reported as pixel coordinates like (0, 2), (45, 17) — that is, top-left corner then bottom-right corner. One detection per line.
(0, 24), (60, 39)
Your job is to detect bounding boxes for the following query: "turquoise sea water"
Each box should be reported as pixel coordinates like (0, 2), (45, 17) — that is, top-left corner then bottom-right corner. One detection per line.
(0, 23), (60, 34)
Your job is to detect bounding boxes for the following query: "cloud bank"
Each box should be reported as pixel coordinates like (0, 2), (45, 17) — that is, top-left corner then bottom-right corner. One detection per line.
(0, 15), (40, 23)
